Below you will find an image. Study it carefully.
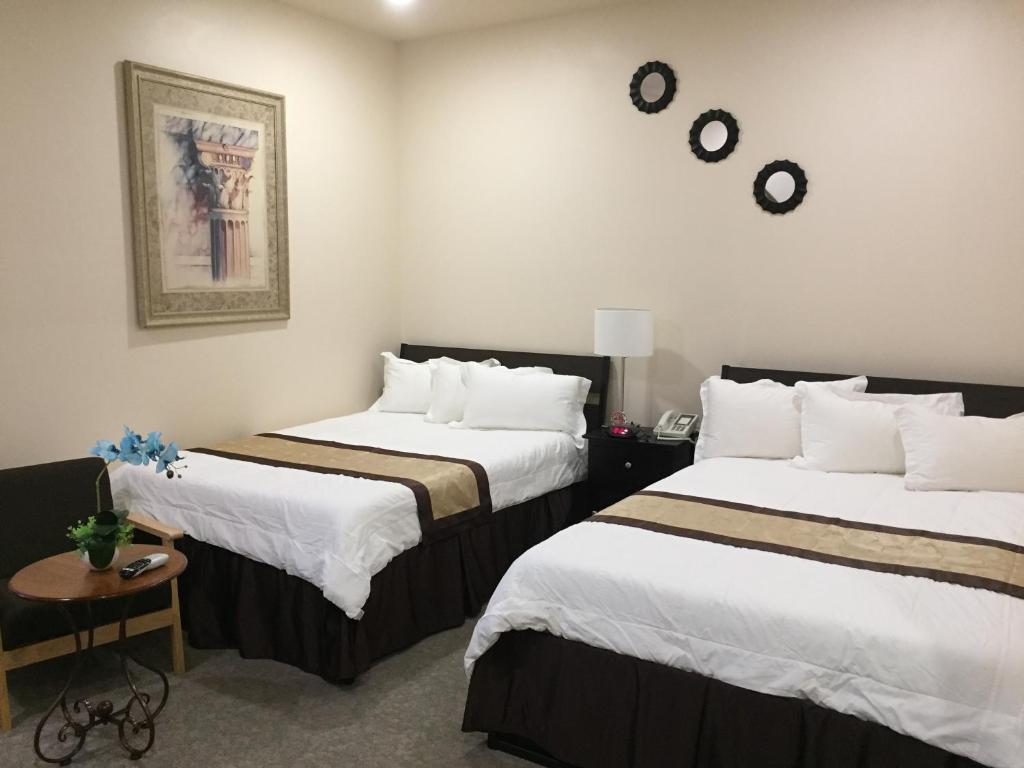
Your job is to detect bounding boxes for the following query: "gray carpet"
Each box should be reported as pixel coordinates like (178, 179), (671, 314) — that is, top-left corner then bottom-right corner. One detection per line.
(0, 622), (524, 768)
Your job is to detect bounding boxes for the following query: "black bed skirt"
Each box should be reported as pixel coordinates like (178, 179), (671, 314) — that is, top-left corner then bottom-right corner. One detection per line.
(463, 630), (988, 768)
(174, 483), (586, 683)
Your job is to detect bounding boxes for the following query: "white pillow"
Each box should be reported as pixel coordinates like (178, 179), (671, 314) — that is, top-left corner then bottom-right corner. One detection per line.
(897, 407), (1024, 492)
(376, 352), (436, 413)
(694, 375), (868, 462)
(459, 366), (591, 446)
(837, 390), (965, 413)
(424, 358), (500, 424)
(794, 388), (964, 474)
(485, 365), (555, 376)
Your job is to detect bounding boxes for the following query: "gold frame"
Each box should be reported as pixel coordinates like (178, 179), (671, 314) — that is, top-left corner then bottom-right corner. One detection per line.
(123, 61), (290, 327)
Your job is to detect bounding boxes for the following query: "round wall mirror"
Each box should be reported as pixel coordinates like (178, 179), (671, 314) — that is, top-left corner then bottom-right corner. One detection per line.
(639, 72), (667, 103)
(753, 160), (808, 214)
(764, 172), (796, 204)
(629, 61), (677, 114)
(688, 109), (740, 162)
(700, 122), (728, 151)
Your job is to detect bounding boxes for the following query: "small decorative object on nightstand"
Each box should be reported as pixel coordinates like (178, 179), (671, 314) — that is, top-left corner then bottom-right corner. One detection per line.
(585, 428), (695, 512)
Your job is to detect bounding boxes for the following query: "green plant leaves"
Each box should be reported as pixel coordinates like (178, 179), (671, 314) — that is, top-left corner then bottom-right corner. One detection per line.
(66, 508), (134, 553)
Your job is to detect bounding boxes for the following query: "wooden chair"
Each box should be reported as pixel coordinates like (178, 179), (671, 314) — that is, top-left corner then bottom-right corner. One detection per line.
(0, 457), (185, 732)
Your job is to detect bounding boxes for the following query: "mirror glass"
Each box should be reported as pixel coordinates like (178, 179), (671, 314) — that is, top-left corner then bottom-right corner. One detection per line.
(639, 72), (667, 103)
(765, 171), (796, 204)
(699, 121), (729, 152)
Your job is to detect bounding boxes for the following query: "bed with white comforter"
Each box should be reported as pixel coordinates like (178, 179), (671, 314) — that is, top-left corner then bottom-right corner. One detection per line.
(113, 410), (586, 620)
(466, 457), (1024, 768)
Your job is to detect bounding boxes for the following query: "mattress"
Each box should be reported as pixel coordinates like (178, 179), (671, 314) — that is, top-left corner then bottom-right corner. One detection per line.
(112, 411), (586, 619)
(466, 457), (1024, 768)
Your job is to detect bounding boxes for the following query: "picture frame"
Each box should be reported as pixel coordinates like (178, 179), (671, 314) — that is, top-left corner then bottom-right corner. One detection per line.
(123, 61), (290, 327)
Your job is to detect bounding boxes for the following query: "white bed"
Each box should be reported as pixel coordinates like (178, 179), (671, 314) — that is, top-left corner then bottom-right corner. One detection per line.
(466, 457), (1024, 768)
(112, 410), (586, 619)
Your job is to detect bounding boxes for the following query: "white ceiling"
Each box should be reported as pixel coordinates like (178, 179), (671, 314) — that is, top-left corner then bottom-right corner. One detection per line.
(278, 0), (645, 41)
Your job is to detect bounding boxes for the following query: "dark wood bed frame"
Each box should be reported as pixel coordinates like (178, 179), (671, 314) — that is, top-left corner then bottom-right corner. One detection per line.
(174, 344), (610, 683)
(469, 363), (1024, 768)
(722, 364), (1024, 417)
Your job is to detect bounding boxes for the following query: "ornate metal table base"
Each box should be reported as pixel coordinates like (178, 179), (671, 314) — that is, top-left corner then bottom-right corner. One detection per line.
(34, 598), (170, 764)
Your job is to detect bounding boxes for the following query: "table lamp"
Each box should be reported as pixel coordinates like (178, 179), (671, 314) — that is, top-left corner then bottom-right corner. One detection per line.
(594, 308), (653, 437)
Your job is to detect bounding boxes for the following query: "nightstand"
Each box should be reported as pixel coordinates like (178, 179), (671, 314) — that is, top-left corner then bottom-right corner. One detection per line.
(585, 429), (695, 511)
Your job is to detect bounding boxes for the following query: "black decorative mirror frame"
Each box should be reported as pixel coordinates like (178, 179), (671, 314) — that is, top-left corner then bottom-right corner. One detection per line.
(629, 61), (677, 114)
(753, 159), (808, 214)
(688, 109), (740, 162)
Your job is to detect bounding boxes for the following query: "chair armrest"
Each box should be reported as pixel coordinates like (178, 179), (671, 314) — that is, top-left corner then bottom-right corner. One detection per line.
(127, 512), (184, 545)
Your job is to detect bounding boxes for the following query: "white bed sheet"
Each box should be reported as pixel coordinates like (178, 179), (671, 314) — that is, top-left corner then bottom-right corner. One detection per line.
(112, 411), (586, 620)
(466, 458), (1024, 768)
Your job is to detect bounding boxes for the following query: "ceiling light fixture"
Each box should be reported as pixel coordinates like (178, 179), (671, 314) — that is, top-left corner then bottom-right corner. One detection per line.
(385, 0), (416, 8)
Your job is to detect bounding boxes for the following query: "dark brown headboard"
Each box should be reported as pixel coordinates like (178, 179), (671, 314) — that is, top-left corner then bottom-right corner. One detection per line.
(400, 344), (611, 432)
(722, 365), (1024, 418)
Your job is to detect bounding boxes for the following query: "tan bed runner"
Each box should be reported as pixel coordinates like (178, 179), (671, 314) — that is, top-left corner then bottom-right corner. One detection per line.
(592, 490), (1024, 600)
(191, 433), (491, 539)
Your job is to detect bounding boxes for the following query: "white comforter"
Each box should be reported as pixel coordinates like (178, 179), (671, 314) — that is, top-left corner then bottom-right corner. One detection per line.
(112, 411), (586, 619)
(466, 458), (1024, 768)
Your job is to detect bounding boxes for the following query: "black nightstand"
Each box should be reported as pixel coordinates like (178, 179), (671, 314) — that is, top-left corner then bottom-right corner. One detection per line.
(585, 429), (695, 511)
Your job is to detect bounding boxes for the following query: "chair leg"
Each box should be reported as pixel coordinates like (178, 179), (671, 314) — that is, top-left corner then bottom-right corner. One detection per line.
(169, 578), (185, 674)
(0, 661), (11, 732)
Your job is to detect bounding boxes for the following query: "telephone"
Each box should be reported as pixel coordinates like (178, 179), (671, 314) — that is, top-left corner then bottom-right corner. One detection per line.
(653, 410), (700, 442)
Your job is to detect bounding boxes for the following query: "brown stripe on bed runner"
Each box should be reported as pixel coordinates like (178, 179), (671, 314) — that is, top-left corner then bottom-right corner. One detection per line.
(591, 491), (1024, 600)
(190, 433), (491, 539)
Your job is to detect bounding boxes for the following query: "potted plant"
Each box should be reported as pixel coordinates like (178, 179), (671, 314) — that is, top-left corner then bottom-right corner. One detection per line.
(68, 427), (185, 571)
(68, 509), (135, 570)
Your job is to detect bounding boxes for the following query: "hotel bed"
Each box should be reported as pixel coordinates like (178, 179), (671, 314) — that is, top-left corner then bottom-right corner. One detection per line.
(112, 344), (609, 682)
(462, 365), (1024, 768)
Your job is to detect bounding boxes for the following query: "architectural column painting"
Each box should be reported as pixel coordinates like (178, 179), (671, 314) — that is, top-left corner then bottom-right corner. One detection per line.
(196, 140), (256, 282)
(132, 62), (286, 326)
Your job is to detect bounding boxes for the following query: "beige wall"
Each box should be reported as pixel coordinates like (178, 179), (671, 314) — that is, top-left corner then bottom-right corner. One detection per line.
(397, 0), (1024, 423)
(0, 0), (398, 467)
(4, 0), (1024, 468)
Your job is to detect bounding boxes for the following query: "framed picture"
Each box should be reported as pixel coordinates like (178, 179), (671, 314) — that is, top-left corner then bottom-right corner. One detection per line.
(123, 61), (289, 327)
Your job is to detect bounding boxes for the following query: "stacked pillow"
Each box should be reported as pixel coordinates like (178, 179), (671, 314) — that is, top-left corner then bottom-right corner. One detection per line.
(457, 365), (591, 447)
(794, 388), (964, 474)
(424, 358), (502, 423)
(694, 375), (868, 462)
(897, 407), (1024, 492)
(376, 352), (446, 413)
(375, 351), (591, 444)
(695, 373), (1023, 493)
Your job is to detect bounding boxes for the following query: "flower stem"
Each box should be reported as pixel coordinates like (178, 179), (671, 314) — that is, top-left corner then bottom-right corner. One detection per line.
(95, 462), (109, 514)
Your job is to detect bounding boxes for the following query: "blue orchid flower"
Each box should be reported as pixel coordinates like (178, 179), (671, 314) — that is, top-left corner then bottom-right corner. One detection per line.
(156, 441), (181, 474)
(143, 431), (164, 460)
(91, 426), (184, 479)
(90, 439), (120, 462)
(118, 426), (146, 465)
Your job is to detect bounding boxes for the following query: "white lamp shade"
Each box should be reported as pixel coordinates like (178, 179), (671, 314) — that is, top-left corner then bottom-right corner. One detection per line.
(594, 308), (654, 357)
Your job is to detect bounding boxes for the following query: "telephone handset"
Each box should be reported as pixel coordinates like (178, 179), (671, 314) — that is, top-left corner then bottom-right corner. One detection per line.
(653, 410), (700, 441)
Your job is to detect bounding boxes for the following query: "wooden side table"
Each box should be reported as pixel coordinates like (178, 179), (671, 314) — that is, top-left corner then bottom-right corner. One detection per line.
(9, 544), (187, 764)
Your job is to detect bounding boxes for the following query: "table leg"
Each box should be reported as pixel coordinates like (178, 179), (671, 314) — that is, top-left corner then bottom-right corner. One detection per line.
(114, 596), (169, 760)
(32, 606), (88, 766)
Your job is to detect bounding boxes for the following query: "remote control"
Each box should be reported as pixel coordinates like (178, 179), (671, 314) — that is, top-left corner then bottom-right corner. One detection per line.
(119, 553), (170, 579)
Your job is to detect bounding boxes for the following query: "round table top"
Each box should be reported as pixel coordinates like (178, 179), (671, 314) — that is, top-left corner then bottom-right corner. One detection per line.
(9, 544), (187, 603)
